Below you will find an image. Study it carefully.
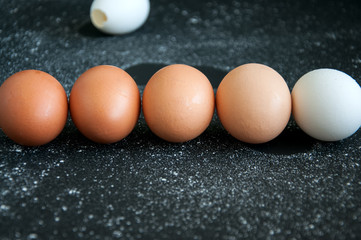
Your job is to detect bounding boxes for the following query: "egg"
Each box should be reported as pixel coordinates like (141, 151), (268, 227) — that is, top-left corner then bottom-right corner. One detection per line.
(216, 63), (291, 144)
(69, 65), (140, 144)
(292, 68), (361, 141)
(90, 0), (150, 35)
(0, 70), (68, 146)
(142, 64), (215, 142)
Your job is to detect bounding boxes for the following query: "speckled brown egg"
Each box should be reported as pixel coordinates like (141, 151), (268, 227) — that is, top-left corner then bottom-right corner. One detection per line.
(216, 63), (291, 144)
(0, 70), (68, 146)
(142, 64), (215, 142)
(69, 65), (140, 144)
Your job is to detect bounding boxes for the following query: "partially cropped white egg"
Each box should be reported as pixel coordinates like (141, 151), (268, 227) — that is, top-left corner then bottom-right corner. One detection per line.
(292, 68), (361, 141)
(90, 0), (150, 35)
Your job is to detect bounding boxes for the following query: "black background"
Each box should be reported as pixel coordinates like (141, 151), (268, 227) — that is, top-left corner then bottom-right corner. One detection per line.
(1, 0), (361, 239)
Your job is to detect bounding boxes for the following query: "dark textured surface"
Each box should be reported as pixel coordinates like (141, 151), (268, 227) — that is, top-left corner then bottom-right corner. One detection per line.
(1, 0), (361, 239)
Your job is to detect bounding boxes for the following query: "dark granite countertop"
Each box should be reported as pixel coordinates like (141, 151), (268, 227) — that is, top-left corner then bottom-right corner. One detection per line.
(1, 0), (361, 239)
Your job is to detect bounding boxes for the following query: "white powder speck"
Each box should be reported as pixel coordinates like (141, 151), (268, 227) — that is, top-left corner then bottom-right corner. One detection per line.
(113, 230), (122, 238)
(0, 204), (10, 211)
(27, 233), (38, 240)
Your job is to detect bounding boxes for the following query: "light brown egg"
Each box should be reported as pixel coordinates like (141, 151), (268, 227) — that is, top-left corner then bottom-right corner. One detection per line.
(216, 63), (291, 144)
(142, 64), (215, 142)
(0, 70), (68, 146)
(69, 65), (140, 144)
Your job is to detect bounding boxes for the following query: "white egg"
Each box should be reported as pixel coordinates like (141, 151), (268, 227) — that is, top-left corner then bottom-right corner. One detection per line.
(90, 0), (150, 35)
(292, 68), (361, 141)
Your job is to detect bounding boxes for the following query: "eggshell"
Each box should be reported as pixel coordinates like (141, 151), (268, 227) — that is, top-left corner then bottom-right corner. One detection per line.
(0, 70), (68, 146)
(90, 0), (150, 35)
(292, 68), (361, 141)
(216, 63), (291, 144)
(142, 64), (215, 142)
(69, 65), (140, 144)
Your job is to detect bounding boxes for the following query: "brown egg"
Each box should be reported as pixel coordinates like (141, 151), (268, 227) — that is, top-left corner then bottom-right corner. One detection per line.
(0, 70), (68, 146)
(69, 65), (140, 144)
(216, 63), (291, 144)
(142, 64), (215, 142)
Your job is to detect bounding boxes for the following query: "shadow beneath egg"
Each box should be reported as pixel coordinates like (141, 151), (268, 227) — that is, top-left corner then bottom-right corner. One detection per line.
(126, 63), (167, 85)
(196, 65), (227, 88)
(77, 21), (111, 37)
(245, 125), (317, 155)
(201, 117), (317, 156)
(0, 116), (321, 158)
(125, 63), (227, 87)
(77, 20), (149, 38)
